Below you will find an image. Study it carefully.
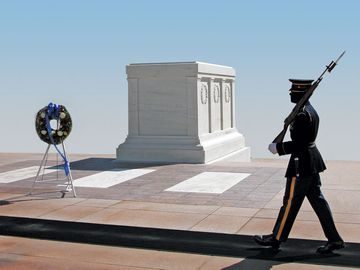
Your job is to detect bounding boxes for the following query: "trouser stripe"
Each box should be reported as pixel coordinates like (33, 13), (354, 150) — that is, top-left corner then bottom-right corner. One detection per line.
(276, 176), (296, 241)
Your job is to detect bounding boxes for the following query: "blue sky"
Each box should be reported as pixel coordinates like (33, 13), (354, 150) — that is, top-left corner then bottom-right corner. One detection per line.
(1, 0), (359, 160)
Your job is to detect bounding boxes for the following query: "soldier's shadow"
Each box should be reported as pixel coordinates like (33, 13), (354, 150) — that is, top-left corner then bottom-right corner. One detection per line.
(222, 247), (339, 270)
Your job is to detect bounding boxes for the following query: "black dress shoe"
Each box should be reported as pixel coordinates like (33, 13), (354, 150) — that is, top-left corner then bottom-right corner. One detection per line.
(254, 234), (281, 249)
(316, 240), (345, 254)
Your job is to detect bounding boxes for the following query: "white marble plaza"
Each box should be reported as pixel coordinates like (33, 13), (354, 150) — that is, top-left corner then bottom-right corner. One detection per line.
(116, 62), (250, 164)
(165, 172), (251, 194)
(0, 166), (57, 183)
(73, 168), (155, 188)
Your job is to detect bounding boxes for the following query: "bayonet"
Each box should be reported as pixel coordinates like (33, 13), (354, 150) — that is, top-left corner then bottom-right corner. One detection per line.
(327, 50), (346, 73)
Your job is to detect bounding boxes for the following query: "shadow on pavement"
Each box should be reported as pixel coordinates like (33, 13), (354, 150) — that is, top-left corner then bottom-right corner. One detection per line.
(0, 200), (10, 206)
(0, 216), (358, 269)
(223, 247), (341, 269)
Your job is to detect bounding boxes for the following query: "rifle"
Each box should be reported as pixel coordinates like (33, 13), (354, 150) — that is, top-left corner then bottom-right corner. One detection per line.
(272, 51), (346, 144)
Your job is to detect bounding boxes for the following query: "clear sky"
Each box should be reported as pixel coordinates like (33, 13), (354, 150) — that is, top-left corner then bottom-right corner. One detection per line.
(1, 0), (359, 161)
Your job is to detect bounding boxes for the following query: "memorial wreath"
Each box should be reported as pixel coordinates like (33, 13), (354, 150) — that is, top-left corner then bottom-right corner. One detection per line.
(35, 103), (72, 145)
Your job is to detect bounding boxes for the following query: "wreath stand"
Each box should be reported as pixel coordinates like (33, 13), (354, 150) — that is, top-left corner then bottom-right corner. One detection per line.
(28, 141), (76, 198)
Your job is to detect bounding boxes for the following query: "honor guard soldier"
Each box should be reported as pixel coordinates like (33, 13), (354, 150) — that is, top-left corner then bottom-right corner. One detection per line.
(254, 79), (345, 254)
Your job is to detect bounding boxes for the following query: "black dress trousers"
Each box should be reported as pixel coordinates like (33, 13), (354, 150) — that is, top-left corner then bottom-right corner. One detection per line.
(272, 173), (342, 242)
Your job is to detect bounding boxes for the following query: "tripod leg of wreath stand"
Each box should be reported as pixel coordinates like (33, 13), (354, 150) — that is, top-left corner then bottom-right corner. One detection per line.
(60, 141), (76, 198)
(28, 144), (51, 196)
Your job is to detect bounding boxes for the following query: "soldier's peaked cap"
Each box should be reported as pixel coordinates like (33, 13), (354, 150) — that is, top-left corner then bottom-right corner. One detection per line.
(289, 79), (314, 92)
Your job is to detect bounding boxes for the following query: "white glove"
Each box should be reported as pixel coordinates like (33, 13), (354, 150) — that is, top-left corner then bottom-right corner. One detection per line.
(268, 143), (278, 154)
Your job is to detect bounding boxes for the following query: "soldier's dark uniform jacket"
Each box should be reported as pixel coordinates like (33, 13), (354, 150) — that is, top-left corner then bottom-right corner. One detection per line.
(276, 102), (326, 177)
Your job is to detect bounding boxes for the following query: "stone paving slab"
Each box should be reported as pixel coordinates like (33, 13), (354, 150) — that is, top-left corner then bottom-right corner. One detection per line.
(0, 154), (359, 242)
(0, 235), (210, 270)
(1, 218), (360, 270)
(2, 236), (359, 270)
(12, 234), (358, 270)
(0, 153), (359, 269)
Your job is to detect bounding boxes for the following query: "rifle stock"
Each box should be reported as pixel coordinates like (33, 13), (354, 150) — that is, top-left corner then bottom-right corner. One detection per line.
(273, 126), (287, 144)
